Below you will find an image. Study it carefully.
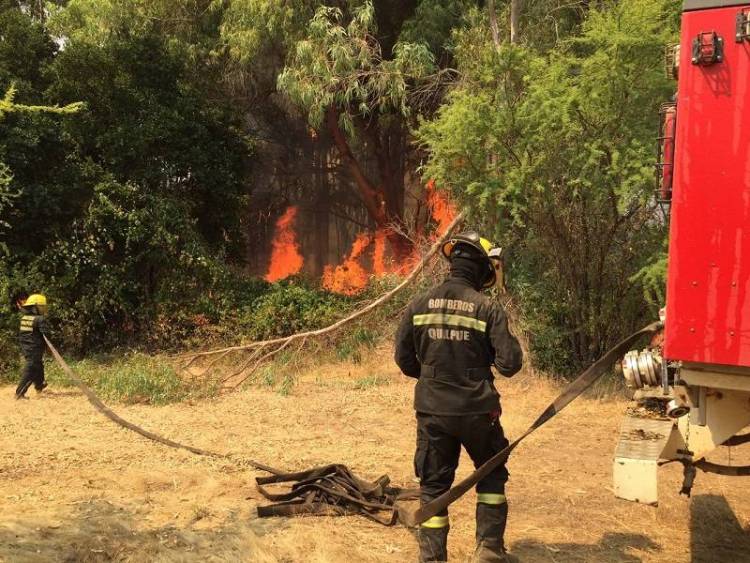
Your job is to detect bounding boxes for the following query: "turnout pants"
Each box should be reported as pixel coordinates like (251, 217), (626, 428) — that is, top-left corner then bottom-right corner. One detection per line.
(414, 412), (510, 562)
(16, 356), (45, 397)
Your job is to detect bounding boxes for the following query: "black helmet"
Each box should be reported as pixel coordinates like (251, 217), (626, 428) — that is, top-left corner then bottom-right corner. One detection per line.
(441, 231), (503, 289)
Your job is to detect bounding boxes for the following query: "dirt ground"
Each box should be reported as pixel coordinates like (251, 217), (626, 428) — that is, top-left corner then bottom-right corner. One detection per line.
(1, 348), (749, 563)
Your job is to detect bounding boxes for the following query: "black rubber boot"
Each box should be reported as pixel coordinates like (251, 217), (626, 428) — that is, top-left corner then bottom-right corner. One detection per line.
(474, 502), (517, 562)
(15, 374), (33, 398)
(418, 525), (449, 562)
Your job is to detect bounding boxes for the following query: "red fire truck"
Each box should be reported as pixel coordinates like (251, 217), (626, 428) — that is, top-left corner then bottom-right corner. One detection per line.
(613, 0), (750, 505)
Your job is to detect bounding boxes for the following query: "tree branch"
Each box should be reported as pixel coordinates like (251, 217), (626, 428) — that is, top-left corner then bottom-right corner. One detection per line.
(510, 0), (522, 44)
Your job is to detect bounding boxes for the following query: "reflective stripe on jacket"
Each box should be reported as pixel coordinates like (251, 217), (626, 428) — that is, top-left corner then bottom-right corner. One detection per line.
(18, 314), (46, 359)
(394, 278), (522, 415)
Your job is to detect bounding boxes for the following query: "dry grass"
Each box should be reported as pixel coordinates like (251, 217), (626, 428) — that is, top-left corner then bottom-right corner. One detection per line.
(1, 344), (749, 562)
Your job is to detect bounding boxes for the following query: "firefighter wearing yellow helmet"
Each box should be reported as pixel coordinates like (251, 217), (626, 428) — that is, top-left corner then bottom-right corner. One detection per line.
(15, 292), (49, 399)
(395, 231), (522, 562)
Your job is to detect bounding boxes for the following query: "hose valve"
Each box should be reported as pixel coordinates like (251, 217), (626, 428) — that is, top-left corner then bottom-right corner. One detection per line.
(621, 349), (663, 389)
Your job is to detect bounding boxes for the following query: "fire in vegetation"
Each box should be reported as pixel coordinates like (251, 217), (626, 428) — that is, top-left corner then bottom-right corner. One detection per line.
(373, 230), (388, 276)
(265, 184), (456, 295)
(425, 179), (457, 237)
(264, 206), (304, 282)
(322, 183), (456, 294)
(322, 232), (373, 295)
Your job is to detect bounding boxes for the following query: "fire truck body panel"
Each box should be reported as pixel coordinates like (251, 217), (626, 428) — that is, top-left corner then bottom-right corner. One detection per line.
(613, 1), (750, 508)
(664, 3), (750, 368)
(684, 0), (750, 10)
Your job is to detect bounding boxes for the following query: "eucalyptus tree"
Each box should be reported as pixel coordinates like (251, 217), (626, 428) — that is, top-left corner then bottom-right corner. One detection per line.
(220, 0), (473, 259)
(276, 2), (436, 257)
(0, 0), (254, 352)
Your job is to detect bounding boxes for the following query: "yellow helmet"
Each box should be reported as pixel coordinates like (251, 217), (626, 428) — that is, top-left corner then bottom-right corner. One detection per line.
(441, 231), (503, 289)
(24, 294), (47, 306)
(23, 294), (47, 313)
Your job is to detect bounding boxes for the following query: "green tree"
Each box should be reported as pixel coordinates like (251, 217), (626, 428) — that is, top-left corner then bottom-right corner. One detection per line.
(0, 1), (252, 353)
(419, 0), (678, 373)
(0, 85), (82, 247)
(277, 2), (435, 257)
(0, 2), (81, 247)
(220, 1), (472, 261)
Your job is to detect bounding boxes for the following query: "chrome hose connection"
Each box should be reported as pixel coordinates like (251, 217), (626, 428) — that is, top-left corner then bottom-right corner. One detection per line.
(621, 349), (663, 389)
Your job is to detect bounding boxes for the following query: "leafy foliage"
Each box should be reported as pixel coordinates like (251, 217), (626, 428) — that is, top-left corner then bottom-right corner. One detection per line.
(42, 352), (214, 405)
(219, 0), (318, 63)
(0, 0), (685, 385)
(0, 1), (251, 355)
(277, 1), (435, 135)
(419, 0), (678, 373)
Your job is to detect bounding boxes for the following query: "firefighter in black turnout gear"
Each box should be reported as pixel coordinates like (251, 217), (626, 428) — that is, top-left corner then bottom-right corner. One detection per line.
(395, 232), (523, 563)
(15, 293), (49, 399)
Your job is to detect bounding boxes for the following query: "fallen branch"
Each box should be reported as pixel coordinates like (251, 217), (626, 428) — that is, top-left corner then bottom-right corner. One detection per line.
(180, 211), (465, 370)
(220, 346), (267, 385)
(230, 339), (294, 390)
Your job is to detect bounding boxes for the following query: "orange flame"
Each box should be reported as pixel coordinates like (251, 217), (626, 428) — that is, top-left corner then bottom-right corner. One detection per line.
(373, 229), (415, 276)
(425, 180), (457, 237)
(322, 232), (373, 295)
(321, 181), (456, 294)
(373, 230), (388, 276)
(265, 206), (303, 282)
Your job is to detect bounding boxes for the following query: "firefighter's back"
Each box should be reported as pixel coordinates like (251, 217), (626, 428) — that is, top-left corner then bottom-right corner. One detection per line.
(407, 278), (501, 416)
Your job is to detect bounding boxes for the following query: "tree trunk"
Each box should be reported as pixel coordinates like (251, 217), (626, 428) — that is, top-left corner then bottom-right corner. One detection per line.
(326, 107), (412, 259)
(314, 146), (330, 277)
(510, 0), (521, 44)
(364, 116), (406, 227)
(487, 0), (501, 48)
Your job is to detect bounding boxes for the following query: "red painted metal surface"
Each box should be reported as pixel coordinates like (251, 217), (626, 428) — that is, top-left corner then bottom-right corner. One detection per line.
(664, 4), (750, 367)
(659, 106), (677, 200)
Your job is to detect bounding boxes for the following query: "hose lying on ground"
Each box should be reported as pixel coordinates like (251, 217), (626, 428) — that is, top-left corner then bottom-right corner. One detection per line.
(46, 323), (664, 527)
(46, 336), (419, 522)
(244, 322), (664, 526)
(255, 464), (419, 525)
(44, 335), (281, 474)
(44, 340), (417, 522)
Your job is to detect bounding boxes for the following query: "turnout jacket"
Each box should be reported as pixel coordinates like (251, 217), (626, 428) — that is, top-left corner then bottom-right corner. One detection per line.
(18, 312), (47, 359)
(395, 277), (522, 415)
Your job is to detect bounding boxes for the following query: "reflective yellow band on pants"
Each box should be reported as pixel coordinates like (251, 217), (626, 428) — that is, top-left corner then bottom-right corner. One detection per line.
(421, 515), (450, 529)
(477, 493), (506, 505)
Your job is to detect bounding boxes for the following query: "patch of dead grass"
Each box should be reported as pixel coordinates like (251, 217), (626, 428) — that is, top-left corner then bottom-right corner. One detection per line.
(1, 348), (749, 562)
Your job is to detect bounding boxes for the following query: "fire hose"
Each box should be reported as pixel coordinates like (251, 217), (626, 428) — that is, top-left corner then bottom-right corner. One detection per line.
(45, 324), (670, 528)
(44, 335), (281, 475)
(45, 335), (417, 521)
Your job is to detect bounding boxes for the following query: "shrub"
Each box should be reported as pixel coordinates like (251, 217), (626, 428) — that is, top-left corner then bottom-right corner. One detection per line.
(44, 352), (214, 405)
(335, 327), (378, 364)
(235, 278), (353, 341)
